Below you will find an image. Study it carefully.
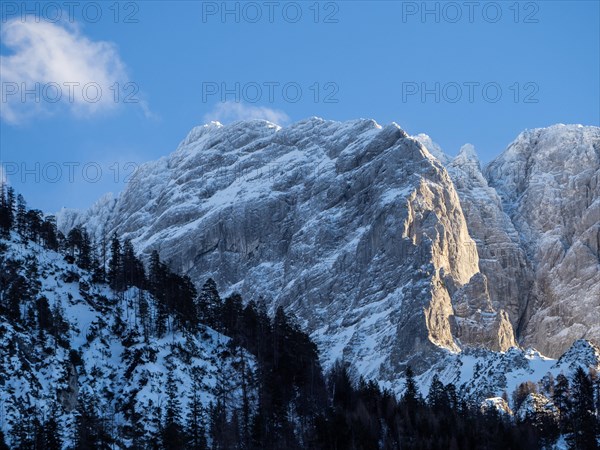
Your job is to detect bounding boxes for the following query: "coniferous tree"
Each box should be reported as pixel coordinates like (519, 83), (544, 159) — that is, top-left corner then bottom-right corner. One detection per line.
(0, 429), (9, 450)
(67, 226), (93, 269)
(196, 278), (222, 328)
(553, 373), (571, 432)
(170, 273), (198, 330)
(15, 194), (27, 237)
(147, 402), (163, 450)
(6, 186), (15, 227)
(402, 366), (421, 406)
(221, 293), (244, 334)
(90, 240), (105, 283)
(108, 234), (124, 291)
(99, 231), (108, 282)
(78, 228), (92, 270)
(186, 370), (208, 450)
(122, 239), (146, 289)
(40, 216), (59, 250)
(36, 296), (54, 335)
(0, 258), (22, 319)
(163, 365), (186, 449)
(33, 416), (45, 449)
(208, 401), (227, 450)
(76, 391), (113, 450)
(75, 393), (100, 450)
(44, 407), (62, 450)
(329, 360), (355, 410)
(427, 373), (447, 409)
(11, 404), (36, 449)
(149, 250), (168, 335)
(136, 289), (150, 339)
(51, 301), (70, 348)
(0, 184), (15, 236)
(0, 185), (6, 220)
(148, 250), (165, 297)
(67, 227), (83, 258)
(569, 367), (597, 450)
(25, 209), (43, 242)
(445, 382), (459, 410)
(6, 272), (27, 322)
(122, 239), (136, 283)
(6, 186), (15, 229)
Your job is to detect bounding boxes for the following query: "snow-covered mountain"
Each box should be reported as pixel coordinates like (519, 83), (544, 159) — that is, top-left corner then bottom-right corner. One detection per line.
(57, 119), (600, 380)
(58, 118), (510, 380)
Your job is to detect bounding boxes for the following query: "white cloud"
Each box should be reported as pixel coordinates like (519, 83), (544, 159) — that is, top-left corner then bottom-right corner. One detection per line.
(0, 19), (146, 123)
(203, 101), (290, 125)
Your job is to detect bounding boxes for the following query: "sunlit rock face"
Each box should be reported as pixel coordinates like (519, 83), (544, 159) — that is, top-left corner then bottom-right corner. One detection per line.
(419, 125), (600, 359)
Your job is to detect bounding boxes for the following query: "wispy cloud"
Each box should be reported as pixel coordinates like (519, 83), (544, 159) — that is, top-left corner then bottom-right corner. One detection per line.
(203, 101), (290, 125)
(0, 19), (151, 123)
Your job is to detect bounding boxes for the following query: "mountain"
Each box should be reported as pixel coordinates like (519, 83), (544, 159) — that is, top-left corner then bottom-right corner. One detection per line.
(58, 118), (523, 380)
(3, 114), (600, 448)
(58, 119), (599, 378)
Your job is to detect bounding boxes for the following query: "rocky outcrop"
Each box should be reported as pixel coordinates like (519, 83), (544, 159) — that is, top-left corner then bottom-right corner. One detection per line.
(450, 273), (516, 351)
(481, 397), (512, 416)
(443, 143), (533, 331)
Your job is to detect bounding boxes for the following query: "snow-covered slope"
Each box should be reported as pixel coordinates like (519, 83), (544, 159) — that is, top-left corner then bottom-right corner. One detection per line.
(0, 234), (254, 448)
(58, 118), (517, 380)
(412, 339), (600, 405)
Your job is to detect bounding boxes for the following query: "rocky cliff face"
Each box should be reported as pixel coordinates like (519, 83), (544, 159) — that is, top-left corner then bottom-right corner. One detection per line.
(414, 136), (526, 352)
(418, 125), (600, 359)
(485, 125), (600, 358)
(59, 118), (518, 379)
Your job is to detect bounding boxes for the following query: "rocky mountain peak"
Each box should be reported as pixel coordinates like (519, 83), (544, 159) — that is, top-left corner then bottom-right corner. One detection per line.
(57, 119), (599, 374)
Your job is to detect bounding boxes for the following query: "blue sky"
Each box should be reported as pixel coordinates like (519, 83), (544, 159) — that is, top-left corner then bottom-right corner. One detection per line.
(1, 1), (599, 212)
